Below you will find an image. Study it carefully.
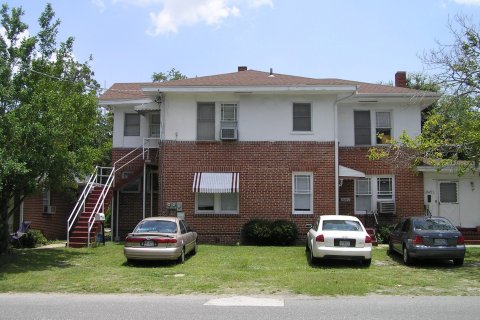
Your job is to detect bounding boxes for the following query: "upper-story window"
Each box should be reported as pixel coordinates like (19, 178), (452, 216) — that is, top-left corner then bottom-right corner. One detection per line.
(293, 103), (312, 132)
(197, 102), (215, 140)
(354, 110), (371, 145)
(375, 111), (392, 144)
(150, 113), (160, 137)
(221, 103), (237, 121)
(124, 113), (140, 136)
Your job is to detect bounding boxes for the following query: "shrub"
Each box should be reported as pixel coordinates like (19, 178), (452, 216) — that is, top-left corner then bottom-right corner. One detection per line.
(23, 229), (48, 248)
(241, 219), (272, 245)
(241, 219), (298, 246)
(376, 224), (396, 244)
(270, 220), (298, 246)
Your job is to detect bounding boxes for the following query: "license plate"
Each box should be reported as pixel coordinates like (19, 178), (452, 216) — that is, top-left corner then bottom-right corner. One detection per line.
(142, 240), (155, 247)
(339, 240), (351, 247)
(434, 238), (447, 246)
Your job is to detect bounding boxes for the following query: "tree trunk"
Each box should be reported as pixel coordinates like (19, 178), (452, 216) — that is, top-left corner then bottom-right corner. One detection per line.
(0, 193), (10, 255)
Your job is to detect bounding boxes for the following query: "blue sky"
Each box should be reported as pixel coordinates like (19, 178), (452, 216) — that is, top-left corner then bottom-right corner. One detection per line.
(6, 0), (480, 90)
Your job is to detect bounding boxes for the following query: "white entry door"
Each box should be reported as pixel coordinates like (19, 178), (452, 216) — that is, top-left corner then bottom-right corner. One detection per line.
(437, 181), (461, 226)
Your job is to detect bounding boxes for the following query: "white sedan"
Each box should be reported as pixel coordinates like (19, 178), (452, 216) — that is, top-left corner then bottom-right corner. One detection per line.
(306, 215), (372, 267)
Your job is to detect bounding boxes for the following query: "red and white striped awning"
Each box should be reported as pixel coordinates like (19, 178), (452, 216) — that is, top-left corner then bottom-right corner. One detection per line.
(192, 172), (240, 193)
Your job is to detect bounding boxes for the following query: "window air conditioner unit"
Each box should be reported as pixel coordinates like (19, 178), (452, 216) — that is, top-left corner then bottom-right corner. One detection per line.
(43, 205), (56, 214)
(220, 128), (238, 140)
(377, 201), (395, 215)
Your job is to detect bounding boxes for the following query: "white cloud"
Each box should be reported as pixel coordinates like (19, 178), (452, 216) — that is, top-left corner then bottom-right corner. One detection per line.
(91, 0), (107, 12)
(94, 0), (273, 35)
(247, 0), (273, 8)
(453, 0), (480, 6)
(148, 0), (242, 35)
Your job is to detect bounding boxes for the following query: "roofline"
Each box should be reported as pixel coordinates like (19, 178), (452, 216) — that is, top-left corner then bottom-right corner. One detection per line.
(417, 165), (480, 173)
(142, 85), (358, 94)
(99, 98), (152, 106)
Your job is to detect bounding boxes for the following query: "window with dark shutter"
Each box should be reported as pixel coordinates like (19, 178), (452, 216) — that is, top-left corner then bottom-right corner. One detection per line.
(354, 110), (371, 145)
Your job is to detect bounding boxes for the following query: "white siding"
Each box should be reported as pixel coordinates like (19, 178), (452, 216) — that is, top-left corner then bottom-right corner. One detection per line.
(424, 172), (480, 228)
(337, 103), (422, 147)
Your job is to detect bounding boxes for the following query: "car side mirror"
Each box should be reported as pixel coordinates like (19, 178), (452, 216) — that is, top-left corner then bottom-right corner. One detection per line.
(306, 224), (313, 229)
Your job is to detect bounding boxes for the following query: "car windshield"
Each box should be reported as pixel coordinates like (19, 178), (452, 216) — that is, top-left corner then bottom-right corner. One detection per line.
(413, 218), (456, 231)
(133, 220), (177, 233)
(322, 220), (362, 231)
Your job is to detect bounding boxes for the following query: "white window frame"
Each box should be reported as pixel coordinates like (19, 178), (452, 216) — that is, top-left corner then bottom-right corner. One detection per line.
(439, 181), (459, 204)
(292, 172), (313, 214)
(149, 112), (160, 137)
(124, 113), (140, 136)
(375, 111), (392, 145)
(195, 193), (239, 214)
(197, 102), (216, 141)
(355, 175), (395, 214)
(292, 102), (312, 133)
(221, 103), (238, 122)
(42, 189), (51, 207)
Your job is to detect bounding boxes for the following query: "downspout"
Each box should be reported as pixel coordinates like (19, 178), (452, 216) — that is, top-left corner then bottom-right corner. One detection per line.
(334, 89), (357, 215)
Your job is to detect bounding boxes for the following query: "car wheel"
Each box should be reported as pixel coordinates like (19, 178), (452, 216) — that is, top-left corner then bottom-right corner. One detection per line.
(178, 247), (185, 264)
(388, 240), (394, 255)
(191, 241), (198, 256)
(403, 246), (413, 265)
(309, 247), (318, 265)
(362, 259), (372, 267)
(305, 240), (310, 252)
(453, 258), (464, 266)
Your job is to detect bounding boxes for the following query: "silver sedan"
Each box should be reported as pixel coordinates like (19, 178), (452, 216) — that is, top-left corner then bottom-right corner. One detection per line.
(306, 215), (373, 267)
(124, 217), (198, 263)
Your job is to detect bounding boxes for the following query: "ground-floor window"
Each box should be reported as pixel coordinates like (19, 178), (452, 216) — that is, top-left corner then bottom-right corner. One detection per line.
(355, 175), (394, 214)
(196, 193), (239, 214)
(292, 172), (313, 214)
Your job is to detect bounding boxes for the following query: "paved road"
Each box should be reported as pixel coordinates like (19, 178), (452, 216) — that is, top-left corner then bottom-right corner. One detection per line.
(1, 294), (479, 320)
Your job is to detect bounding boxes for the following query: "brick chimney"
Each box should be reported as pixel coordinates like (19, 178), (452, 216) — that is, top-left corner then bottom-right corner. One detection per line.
(238, 66), (247, 72)
(395, 71), (407, 88)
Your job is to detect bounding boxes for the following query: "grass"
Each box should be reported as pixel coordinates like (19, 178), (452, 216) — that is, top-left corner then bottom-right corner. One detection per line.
(1, 244), (479, 296)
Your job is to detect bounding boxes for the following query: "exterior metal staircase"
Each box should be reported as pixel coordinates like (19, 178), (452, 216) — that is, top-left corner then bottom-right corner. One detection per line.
(67, 139), (160, 248)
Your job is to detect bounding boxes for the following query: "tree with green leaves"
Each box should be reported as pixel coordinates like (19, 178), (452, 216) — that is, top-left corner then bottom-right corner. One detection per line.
(0, 4), (109, 254)
(370, 15), (480, 173)
(152, 67), (187, 82)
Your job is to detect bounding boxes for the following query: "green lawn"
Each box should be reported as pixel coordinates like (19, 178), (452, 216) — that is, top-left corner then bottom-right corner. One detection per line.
(1, 244), (479, 296)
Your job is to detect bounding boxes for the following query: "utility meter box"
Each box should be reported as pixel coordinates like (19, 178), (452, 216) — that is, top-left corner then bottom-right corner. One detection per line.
(95, 213), (105, 221)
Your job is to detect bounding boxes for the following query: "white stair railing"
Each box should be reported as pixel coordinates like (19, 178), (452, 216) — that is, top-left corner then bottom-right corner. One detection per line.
(67, 166), (111, 247)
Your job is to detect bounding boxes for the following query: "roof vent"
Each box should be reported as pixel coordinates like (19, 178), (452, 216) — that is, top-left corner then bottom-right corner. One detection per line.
(238, 66), (247, 72)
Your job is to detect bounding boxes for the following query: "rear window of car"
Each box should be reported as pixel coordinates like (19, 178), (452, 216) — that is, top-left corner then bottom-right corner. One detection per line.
(322, 220), (362, 231)
(133, 220), (177, 233)
(413, 218), (456, 231)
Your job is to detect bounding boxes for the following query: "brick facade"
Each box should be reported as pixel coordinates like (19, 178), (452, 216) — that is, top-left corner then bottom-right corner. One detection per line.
(112, 143), (425, 244)
(21, 191), (76, 240)
(339, 146), (424, 226)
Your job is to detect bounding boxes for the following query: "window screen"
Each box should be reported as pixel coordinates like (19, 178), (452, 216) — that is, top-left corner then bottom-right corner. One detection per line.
(150, 113), (160, 137)
(354, 110), (371, 145)
(221, 193), (238, 211)
(197, 193), (214, 210)
(293, 103), (312, 131)
(376, 111), (391, 144)
(294, 174), (312, 212)
(197, 102), (215, 140)
(440, 182), (458, 203)
(124, 114), (140, 136)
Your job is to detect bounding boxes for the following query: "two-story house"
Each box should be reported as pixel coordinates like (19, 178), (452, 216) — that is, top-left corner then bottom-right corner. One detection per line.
(100, 67), (443, 244)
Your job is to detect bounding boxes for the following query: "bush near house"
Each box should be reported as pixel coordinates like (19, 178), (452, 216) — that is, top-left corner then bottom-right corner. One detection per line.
(22, 230), (48, 248)
(241, 219), (298, 246)
(376, 224), (396, 244)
